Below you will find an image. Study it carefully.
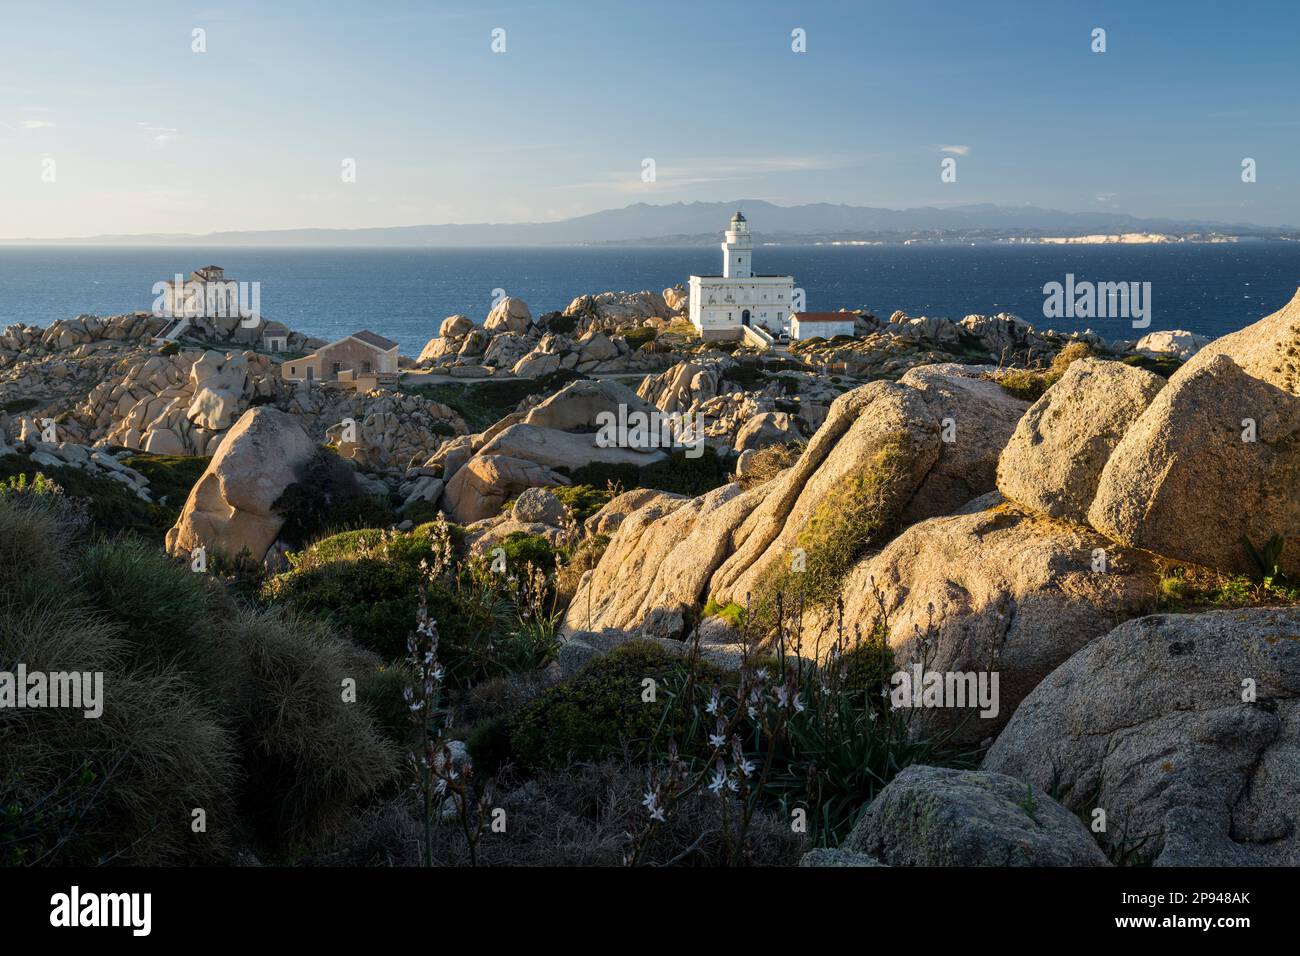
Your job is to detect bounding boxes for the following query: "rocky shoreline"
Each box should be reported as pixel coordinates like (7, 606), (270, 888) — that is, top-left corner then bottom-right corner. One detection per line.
(2, 283), (1296, 868)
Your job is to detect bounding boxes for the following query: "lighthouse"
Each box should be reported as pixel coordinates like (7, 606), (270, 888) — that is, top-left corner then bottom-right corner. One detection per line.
(686, 212), (796, 340)
(722, 211), (753, 278)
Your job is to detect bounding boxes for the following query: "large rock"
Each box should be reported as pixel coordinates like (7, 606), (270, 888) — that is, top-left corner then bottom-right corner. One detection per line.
(484, 297), (532, 335)
(893, 364), (1029, 523)
(996, 358), (1165, 523)
(440, 314), (473, 339)
(477, 422), (668, 471)
(521, 378), (657, 433)
(637, 362), (720, 415)
(711, 366), (1026, 603)
(563, 483), (765, 639)
(165, 407), (316, 562)
(1175, 287), (1300, 394)
(583, 487), (683, 537)
(662, 285), (688, 313)
(417, 315), (475, 363)
(843, 765), (1108, 867)
(733, 411), (801, 453)
(1134, 329), (1208, 361)
(512, 486), (567, 526)
(185, 349), (248, 431)
(442, 454), (567, 524)
(709, 381), (941, 603)
(1088, 354), (1300, 577)
(984, 609), (1300, 866)
(560, 365), (1027, 643)
(825, 499), (1159, 743)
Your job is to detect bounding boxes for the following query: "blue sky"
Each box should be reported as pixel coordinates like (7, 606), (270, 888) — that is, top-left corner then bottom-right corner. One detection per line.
(2, 0), (1298, 237)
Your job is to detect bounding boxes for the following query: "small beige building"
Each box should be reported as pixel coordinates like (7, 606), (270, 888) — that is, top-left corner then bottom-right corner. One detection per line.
(282, 330), (399, 386)
(260, 321), (289, 353)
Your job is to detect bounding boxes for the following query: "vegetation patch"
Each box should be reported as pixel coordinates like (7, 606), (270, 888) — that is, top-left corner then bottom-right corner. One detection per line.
(0, 455), (175, 539)
(403, 369), (584, 432)
(118, 453), (209, 506)
(509, 642), (727, 772)
(271, 449), (396, 548)
(1, 397), (41, 414)
(750, 435), (913, 622)
(989, 341), (1094, 401)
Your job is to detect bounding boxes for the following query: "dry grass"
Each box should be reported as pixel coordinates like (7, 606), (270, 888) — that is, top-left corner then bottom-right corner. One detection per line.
(307, 760), (805, 867)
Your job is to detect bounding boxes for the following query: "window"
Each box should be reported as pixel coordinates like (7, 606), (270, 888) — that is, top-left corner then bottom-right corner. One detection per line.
(290, 366), (297, 375)
(362, 361), (372, 374)
(332, 362), (341, 374)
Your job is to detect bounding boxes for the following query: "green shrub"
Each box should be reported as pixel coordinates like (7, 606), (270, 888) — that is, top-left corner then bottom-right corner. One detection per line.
(544, 313), (577, 334)
(119, 453), (209, 506)
(1122, 353), (1183, 377)
(398, 498), (442, 525)
(509, 642), (726, 772)
(0, 455), (173, 540)
(992, 368), (1050, 402)
(702, 597), (746, 628)
(622, 326), (658, 350)
(550, 483), (615, 523)
(723, 364), (766, 387)
(563, 461), (640, 490)
(261, 526), (437, 662)
(466, 715), (514, 776)
(499, 532), (558, 569)
(271, 449), (396, 548)
(639, 446), (729, 496)
(752, 436), (911, 621)
(264, 523), (556, 685)
(0, 473), (86, 588)
(404, 369), (584, 432)
(74, 537), (231, 692)
(357, 662), (419, 751)
(226, 607), (399, 847)
(0, 495), (239, 864)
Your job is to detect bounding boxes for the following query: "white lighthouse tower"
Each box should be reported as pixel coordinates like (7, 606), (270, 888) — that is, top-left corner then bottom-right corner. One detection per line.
(687, 211), (796, 340)
(722, 211), (753, 278)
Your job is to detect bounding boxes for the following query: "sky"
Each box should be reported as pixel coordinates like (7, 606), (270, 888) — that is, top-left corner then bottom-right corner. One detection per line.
(2, 0), (1298, 238)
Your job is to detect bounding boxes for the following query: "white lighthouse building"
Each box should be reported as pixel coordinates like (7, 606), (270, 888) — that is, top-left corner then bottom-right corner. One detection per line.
(688, 212), (796, 340)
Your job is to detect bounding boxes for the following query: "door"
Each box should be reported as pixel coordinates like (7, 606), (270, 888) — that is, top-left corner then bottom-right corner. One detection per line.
(741, 309), (751, 326)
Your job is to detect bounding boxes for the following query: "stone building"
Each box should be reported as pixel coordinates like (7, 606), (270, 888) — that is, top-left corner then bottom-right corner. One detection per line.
(281, 330), (399, 387)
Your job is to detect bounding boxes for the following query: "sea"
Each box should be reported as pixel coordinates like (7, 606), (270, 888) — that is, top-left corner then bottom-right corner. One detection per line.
(1, 243), (1296, 357)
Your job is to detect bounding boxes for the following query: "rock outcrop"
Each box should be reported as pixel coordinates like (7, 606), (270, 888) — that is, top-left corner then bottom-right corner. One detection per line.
(560, 366), (1028, 648)
(824, 499), (1158, 743)
(484, 297), (533, 335)
(996, 358), (1166, 523)
(563, 483), (764, 639)
(843, 765), (1108, 867)
(165, 407), (316, 562)
(1088, 355), (1300, 577)
(442, 454), (569, 524)
(1175, 286), (1300, 394)
(984, 608), (1300, 866)
(1133, 329), (1208, 361)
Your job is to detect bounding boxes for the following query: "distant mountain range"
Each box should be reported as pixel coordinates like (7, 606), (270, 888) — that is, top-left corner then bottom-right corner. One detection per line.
(8, 201), (1296, 247)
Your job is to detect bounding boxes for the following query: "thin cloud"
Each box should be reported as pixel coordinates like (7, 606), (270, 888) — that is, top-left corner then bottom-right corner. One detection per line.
(554, 155), (851, 192)
(21, 120), (56, 129)
(936, 144), (971, 156)
(138, 122), (181, 146)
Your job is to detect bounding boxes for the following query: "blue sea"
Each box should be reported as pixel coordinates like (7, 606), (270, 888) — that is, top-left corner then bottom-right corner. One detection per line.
(0, 243), (1297, 357)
